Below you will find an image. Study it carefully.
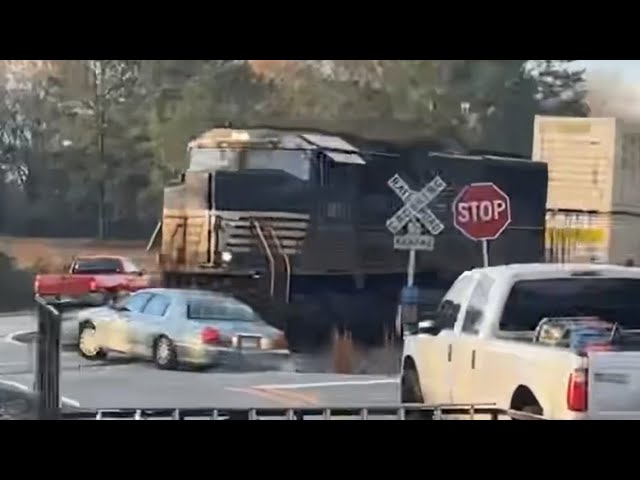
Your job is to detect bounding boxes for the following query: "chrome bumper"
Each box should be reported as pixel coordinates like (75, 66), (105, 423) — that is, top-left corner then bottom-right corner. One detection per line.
(179, 344), (290, 367)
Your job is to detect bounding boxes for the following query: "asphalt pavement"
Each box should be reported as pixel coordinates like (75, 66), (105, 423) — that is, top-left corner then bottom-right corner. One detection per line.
(0, 312), (399, 411)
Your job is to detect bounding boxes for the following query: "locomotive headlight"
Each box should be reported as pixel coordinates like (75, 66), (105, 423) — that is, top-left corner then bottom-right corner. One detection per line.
(221, 251), (233, 263)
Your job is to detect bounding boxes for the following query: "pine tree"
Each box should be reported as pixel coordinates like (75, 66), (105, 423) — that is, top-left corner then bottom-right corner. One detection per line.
(533, 60), (590, 116)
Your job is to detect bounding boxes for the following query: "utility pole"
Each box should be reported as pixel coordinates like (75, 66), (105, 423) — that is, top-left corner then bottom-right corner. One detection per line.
(94, 61), (106, 240)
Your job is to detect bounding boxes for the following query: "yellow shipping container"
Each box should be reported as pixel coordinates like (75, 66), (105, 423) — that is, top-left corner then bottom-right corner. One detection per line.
(533, 115), (640, 265)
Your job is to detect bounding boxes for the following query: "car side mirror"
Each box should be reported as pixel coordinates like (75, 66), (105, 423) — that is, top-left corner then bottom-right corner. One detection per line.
(400, 306), (441, 336)
(418, 319), (441, 335)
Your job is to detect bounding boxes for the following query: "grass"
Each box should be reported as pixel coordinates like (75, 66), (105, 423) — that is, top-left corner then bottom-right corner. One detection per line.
(331, 329), (402, 375)
(332, 330), (355, 374)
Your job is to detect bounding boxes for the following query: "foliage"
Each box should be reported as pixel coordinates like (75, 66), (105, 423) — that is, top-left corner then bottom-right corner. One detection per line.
(0, 251), (35, 311)
(0, 59), (590, 240)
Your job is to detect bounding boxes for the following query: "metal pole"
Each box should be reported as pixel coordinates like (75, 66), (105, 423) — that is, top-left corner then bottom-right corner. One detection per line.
(407, 248), (416, 286)
(481, 240), (489, 268)
(34, 297), (61, 420)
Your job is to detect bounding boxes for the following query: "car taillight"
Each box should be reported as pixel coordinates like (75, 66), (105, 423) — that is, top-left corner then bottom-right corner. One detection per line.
(201, 327), (220, 344)
(272, 333), (288, 350)
(89, 279), (97, 292)
(567, 368), (588, 412)
(34, 276), (40, 294)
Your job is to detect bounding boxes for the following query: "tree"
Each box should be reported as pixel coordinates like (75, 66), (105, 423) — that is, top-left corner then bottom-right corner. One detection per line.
(147, 61), (280, 174)
(45, 60), (143, 238)
(532, 60), (590, 117)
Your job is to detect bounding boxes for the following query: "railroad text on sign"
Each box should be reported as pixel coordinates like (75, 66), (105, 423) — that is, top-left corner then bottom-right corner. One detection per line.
(386, 174), (446, 236)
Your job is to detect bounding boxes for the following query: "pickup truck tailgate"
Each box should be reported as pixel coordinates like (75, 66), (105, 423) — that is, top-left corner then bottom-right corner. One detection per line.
(588, 352), (640, 420)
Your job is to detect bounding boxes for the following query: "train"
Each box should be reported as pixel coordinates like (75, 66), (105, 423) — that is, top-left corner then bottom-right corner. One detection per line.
(148, 127), (549, 351)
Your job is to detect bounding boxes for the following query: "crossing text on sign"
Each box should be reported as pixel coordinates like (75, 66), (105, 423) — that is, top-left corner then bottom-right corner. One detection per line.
(394, 235), (435, 251)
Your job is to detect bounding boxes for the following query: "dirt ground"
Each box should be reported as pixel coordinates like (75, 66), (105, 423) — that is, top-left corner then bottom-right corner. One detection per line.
(0, 236), (156, 272)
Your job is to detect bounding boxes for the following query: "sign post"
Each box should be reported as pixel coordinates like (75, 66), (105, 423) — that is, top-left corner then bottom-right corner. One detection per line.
(386, 174), (447, 286)
(452, 182), (512, 268)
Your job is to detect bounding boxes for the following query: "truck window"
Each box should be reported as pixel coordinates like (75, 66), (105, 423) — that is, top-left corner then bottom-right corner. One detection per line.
(462, 274), (495, 334)
(434, 275), (474, 330)
(72, 257), (122, 274)
(499, 278), (640, 332)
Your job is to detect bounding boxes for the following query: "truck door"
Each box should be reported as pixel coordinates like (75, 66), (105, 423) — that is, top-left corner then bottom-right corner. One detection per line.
(451, 273), (495, 406)
(416, 274), (474, 405)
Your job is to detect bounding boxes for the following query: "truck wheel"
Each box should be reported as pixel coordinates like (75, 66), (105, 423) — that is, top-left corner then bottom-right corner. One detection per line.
(154, 336), (178, 370)
(78, 323), (106, 360)
(401, 365), (432, 420)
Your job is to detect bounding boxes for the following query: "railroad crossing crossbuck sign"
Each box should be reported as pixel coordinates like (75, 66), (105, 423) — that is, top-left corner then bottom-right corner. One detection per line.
(453, 182), (511, 267)
(386, 173), (447, 251)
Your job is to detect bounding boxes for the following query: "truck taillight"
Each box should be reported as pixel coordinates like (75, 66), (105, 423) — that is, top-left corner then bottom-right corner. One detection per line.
(567, 368), (588, 412)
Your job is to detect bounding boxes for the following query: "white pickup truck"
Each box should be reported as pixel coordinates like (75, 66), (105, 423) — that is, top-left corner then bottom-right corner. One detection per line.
(400, 263), (640, 420)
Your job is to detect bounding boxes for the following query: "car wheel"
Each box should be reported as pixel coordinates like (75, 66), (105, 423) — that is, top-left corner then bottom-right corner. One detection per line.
(154, 336), (178, 370)
(78, 322), (106, 360)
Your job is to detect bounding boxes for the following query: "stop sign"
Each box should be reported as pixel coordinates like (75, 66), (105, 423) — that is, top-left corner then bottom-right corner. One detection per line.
(453, 182), (512, 241)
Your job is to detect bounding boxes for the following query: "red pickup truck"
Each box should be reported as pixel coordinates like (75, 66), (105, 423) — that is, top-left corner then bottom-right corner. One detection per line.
(34, 255), (151, 304)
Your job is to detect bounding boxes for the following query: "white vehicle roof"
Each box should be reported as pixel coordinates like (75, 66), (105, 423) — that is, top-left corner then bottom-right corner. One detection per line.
(468, 263), (640, 282)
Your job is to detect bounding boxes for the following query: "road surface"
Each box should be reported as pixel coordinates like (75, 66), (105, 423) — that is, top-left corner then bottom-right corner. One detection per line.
(0, 312), (399, 411)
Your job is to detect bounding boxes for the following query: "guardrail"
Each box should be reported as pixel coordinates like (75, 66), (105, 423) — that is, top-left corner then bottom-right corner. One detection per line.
(60, 404), (547, 420)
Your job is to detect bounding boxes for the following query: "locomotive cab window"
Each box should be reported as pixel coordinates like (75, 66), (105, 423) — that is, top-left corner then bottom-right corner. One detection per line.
(241, 149), (311, 181)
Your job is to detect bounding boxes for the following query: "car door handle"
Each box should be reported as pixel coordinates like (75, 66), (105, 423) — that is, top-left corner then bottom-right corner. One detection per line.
(471, 350), (476, 370)
(447, 344), (452, 362)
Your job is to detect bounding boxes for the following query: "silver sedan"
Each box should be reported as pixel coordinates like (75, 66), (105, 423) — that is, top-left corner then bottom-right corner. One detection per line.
(75, 288), (289, 369)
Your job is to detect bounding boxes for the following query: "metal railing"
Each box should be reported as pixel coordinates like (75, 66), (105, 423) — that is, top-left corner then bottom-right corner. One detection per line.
(267, 226), (291, 304)
(60, 404), (546, 420)
(250, 218), (276, 296)
(34, 295), (63, 420)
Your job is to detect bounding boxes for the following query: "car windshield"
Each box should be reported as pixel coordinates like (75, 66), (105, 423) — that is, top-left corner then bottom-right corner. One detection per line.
(72, 258), (122, 274)
(186, 297), (258, 322)
(500, 278), (640, 332)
